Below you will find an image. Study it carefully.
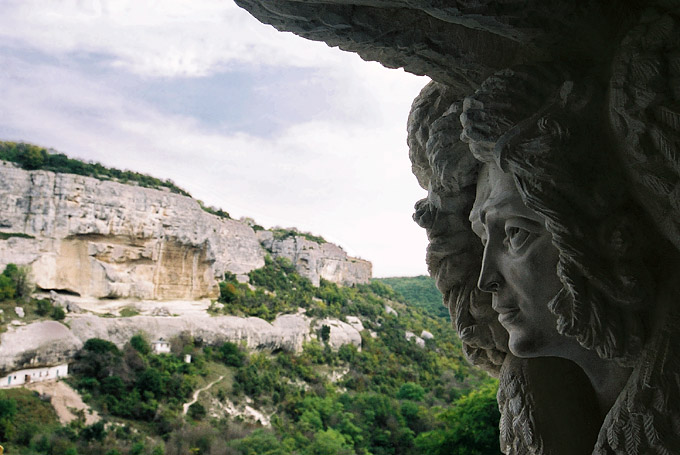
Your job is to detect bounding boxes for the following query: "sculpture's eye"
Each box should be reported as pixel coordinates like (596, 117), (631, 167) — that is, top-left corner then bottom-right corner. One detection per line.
(505, 225), (531, 251)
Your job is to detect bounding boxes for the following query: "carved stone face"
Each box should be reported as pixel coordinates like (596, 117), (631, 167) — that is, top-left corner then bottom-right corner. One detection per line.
(470, 163), (568, 358)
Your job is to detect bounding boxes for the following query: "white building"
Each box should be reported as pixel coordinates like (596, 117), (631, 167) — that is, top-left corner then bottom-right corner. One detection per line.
(0, 363), (68, 387)
(152, 338), (171, 354)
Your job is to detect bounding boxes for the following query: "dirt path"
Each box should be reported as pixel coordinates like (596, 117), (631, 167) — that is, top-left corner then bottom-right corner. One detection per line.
(182, 375), (224, 415)
(25, 380), (100, 425)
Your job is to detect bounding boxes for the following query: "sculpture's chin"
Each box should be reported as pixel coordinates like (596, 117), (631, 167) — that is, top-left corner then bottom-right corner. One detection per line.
(506, 330), (558, 359)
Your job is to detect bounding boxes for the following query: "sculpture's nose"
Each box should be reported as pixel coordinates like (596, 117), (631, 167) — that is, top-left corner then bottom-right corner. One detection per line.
(478, 244), (503, 293)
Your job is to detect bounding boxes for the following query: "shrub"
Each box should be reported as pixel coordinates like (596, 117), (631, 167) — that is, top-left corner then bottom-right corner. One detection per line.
(35, 299), (52, 316)
(0, 397), (17, 440)
(0, 275), (15, 301)
(188, 402), (206, 420)
(218, 342), (245, 367)
(235, 429), (287, 455)
(17, 145), (46, 170)
(319, 325), (331, 344)
(1, 263), (33, 300)
(338, 344), (358, 363)
(83, 338), (120, 355)
(2, 264), (33, 300)
(51, 306), (66, 320)
(414, 383), (501, 455)
(219, 282), (239, 303)
(130, 334), (151, 355)
(397, 382), (426, 401)
(81, 420), (106, 442)
(119, 306), (140, 317)
(101, 376), (126, 399)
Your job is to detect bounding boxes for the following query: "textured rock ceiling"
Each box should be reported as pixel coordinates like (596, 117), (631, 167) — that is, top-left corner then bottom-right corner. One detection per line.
(235, 0), (645, 97)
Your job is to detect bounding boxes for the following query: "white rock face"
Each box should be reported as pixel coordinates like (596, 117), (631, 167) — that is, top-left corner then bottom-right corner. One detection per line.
(67, 314), (315, 353)
(0, 313), (363, 373)
(313, 318), (363, 351)
(0, 162), (373, 299)
(258, 232), (371, 286)
(0, 321), (83, 374)
(0, 162), (265, 299)
(405, 331), (426, 348)
(345, 316), (364, 332)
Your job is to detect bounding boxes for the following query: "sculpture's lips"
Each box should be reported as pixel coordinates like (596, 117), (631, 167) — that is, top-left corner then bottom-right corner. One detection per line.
(496, 308), (520, 325)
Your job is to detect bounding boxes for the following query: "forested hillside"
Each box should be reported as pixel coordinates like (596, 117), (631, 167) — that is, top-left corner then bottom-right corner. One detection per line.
(374, 276), (446, 319)
(0, 260), (500, 455)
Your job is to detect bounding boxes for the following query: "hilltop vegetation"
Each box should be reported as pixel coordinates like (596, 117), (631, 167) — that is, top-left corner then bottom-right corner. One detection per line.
(0, 260), (500, 455)
(0, 141), (191, 197)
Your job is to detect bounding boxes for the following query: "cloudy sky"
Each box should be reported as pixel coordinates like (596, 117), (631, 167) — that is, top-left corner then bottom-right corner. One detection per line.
(0, 0), (430, 277)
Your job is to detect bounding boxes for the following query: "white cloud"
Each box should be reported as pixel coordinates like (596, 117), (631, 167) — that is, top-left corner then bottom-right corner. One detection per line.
(0, 0), (349, 77)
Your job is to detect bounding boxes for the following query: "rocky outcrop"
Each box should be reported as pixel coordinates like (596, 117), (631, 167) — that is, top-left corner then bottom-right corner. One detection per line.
(313, 318), (363, 351)
(257, 231), (371, 286)
(0, 321), (83, 375)
(0, 161), (264, 299)
(0, 162), (372, 299)
(0, 313), (364, 374)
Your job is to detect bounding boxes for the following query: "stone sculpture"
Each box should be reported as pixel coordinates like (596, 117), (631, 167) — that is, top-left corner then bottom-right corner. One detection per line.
(235, 1), (680, 453)
(411, 65), (680, 453)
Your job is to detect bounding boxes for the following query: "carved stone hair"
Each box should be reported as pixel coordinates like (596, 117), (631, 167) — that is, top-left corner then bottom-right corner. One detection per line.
(411, 64), (663, 369)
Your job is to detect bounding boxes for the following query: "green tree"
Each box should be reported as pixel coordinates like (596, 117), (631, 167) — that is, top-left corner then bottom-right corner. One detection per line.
(35, 298), (52, 316)
(0, 275), (15, 301)
(51, 306), (66, 320)
(397, 382), (426, 401)
(2, 263), (33, 300)
(218, 342), (245, 367)
(219, 281), (239, 303)
(14, 266), (32, 299)
(16, 144), (46, 170)
(414, 383), (501, 455)
(319, 325), (331, 344)
(188, 402), (206, 420)
(130, 334), (151, 355)
(73, 338), (122, 380)
(0, 397), (17, 440)
(83, 338), (120, 355)
(236, 429), (287, 455)
(81, 420), (106, 442)
(306, 428), (354, 455)
(136, 368), (165, 398)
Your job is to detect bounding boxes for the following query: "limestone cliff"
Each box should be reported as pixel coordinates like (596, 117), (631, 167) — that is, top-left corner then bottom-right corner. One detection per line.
(0, 161), (371, 299)
(0, 161), (264, 299)
(257, 231), (371, 286)
(0, 314), (363, 375)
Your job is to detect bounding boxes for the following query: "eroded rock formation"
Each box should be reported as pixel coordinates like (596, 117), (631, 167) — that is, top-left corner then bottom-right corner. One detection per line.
(0, 314), (363, 375)
(258, 231), (371, 286)
(0, 162), (371, 299)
